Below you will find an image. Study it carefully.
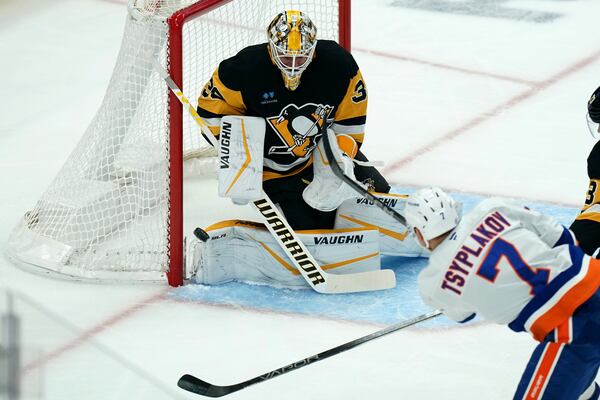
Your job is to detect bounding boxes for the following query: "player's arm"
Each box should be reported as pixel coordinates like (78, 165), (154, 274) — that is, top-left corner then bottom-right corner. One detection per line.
(581, 141), (600, 212)
(499, 202), (576, 248)
(570, 215), (600, 258)
(302, 54), (368, 210)
(197, 65), (247, 141)
(331, 68), (368, 147)
(331, 66), (391, 193)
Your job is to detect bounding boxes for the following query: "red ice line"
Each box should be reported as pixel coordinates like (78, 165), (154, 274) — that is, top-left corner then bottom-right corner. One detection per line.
(381, 49), (600, 177)
(21, 290), (168, 375)
(354, 47), (539, 86)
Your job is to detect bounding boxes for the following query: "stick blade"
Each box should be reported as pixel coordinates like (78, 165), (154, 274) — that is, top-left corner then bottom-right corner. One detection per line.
(178, 374), (229, 397)
(324, 269), (396, 294)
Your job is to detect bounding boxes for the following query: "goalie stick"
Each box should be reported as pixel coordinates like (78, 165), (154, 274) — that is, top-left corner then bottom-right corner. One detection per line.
(177, 309), (442, 397)
(154, 60), (396, 294)
(321, 130), (407, 226)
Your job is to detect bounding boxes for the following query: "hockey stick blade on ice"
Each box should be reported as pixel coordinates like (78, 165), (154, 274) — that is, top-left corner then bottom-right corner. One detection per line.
(154, 60), (396, 294)
(321, 131), (406, 226)
(177, 309), (442, 397)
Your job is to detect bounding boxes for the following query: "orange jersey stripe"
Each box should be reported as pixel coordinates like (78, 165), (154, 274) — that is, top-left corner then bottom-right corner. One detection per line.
(529, 259), (600, 341)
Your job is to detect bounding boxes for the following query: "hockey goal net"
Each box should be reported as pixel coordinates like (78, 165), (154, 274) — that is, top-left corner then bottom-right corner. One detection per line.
(7, 0), (350, 286)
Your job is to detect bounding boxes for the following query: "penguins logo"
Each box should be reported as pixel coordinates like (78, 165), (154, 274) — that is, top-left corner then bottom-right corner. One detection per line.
(267, 103), (334, 157)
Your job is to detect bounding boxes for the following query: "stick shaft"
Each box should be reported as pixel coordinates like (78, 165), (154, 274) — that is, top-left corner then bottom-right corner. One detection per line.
(178, 310), (442, 397)
(153, 59), (219, 148)
(321, 131), (406, 226)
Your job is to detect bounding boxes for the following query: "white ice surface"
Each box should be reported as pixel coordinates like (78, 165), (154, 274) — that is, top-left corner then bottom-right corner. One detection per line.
(0, 0), (599, 399)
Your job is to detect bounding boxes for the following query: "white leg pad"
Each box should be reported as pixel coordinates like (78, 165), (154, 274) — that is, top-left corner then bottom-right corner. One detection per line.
(190, 220), (382, 289)
(334, 193), (429, 257)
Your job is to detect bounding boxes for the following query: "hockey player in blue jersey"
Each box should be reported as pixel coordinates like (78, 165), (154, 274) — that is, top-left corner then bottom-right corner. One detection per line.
(405, 187), (600, 400)
(570, 86), (600, 258)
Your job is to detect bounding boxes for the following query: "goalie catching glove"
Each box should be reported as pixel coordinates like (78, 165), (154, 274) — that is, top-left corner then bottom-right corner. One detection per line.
(303, 129), (361, 212)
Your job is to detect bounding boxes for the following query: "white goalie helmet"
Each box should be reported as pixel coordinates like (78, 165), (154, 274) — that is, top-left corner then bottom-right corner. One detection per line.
(405, 187), (462, 246)
(267, 10), (317, 91)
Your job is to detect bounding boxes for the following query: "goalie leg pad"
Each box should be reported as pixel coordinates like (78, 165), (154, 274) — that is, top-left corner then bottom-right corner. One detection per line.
(190, 220), (381, 289)
(334, 193), (429, 258)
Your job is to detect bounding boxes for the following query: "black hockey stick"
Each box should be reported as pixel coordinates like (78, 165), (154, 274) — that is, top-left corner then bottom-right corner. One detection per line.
(321, 130), (407, 226)
(177, 309), (442, 397)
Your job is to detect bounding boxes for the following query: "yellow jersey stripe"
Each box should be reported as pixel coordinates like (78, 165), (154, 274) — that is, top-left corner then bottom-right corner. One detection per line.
(197, 68), (246, 116)
(334, 70), (367, 124)
(575, 212), (600, 223)
(263, 158), (313, 181)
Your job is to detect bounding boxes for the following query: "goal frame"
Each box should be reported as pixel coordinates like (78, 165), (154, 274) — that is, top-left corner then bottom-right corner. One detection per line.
(166, 0), (352, 286)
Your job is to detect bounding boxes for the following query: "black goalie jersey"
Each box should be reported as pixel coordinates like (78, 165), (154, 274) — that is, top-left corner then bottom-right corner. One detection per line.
(196, 40), (368, 181)
(570, 140), (600, 257)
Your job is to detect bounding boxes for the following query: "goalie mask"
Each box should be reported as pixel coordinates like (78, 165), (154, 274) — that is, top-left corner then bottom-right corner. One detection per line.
(587, 86), (600, 139)
(267, 10), (317, 91)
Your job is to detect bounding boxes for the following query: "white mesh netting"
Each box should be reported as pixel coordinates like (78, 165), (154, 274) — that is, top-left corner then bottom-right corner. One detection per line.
(7, 0), (344, 284)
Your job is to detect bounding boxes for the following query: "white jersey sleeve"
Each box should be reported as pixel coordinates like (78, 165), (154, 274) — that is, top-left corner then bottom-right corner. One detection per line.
(418, 198), (599, 340)
(484, 198), (576, 248)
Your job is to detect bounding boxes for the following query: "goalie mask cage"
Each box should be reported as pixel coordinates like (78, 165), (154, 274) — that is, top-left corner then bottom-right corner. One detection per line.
(7, 0), (351, 286)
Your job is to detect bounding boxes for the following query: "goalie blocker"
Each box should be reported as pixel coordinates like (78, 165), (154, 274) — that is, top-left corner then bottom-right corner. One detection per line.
(217, 116), (265, 205)
(188, 115), (425, 289)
